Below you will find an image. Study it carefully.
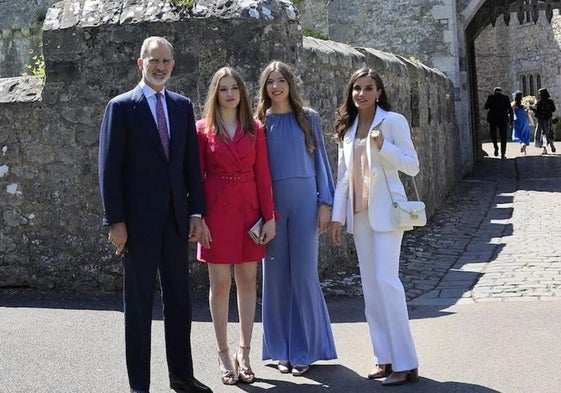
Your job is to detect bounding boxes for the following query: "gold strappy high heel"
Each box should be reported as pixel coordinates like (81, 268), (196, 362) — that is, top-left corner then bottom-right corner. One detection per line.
(235, 345), (255, 384)
(218, 347), (238, 385)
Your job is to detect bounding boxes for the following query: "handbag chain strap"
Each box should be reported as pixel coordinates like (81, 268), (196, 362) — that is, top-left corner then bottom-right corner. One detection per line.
(378, 157), (421, 204)
(380, 165), (422, 218)
(370, 119), (421, 205)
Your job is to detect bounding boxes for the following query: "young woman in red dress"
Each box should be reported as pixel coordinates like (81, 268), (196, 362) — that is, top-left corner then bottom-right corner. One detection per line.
(196, 67), (276, 385)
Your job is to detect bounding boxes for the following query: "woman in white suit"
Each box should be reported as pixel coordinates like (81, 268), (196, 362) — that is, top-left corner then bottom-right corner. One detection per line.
(330, 68), (420, 386)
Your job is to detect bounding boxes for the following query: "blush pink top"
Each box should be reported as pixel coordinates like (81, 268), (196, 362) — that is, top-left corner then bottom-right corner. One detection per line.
(352, 137), (370, 214)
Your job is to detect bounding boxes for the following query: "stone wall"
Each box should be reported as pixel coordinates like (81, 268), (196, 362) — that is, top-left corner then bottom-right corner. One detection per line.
(327, 0), (450, 69)
(0, 0), (463, 292)
(299, 38), (462, 270)
(298, 0), (474, 181)
(0, 0), (58, 77)
(292, 0), (329, 38)
(475, 10), (561, 139)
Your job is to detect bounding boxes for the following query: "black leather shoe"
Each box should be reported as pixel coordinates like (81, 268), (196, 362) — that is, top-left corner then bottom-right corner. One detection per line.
(130, 389), (149, 393)
(171, 377), (213, 393)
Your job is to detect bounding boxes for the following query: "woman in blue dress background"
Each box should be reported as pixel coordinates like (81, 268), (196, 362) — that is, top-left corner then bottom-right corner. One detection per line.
(256, 61), (337, 376)
(511, 90), (531, 154)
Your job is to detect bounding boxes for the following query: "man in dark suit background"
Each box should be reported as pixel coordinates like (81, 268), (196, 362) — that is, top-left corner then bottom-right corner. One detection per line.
(484, 86), (514, 159)
(98, 36), (212, 393)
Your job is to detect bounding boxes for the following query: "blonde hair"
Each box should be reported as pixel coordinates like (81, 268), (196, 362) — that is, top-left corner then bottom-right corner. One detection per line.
(201, 67), (255, 139)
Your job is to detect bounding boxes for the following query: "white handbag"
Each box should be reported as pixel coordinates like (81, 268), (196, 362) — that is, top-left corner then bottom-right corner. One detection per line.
(390, 200), (426, 228)
(380, 166), (427, 229)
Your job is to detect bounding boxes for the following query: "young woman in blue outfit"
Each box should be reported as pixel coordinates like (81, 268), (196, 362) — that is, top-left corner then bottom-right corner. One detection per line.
(511, 90), (531, 154)
(256, 61), (337, 376)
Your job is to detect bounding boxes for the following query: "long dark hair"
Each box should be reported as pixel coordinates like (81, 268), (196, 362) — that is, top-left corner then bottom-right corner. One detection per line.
(334, 68), (391, 143)
(256, 61), (315, 154)
(513, 91), (523, 108)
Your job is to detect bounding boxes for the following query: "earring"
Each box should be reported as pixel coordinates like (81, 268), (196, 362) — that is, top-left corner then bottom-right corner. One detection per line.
(376, 98), (379, 103)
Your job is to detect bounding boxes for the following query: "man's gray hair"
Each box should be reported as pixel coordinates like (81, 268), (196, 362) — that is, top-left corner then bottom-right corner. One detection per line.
(140, 36), (174, 59)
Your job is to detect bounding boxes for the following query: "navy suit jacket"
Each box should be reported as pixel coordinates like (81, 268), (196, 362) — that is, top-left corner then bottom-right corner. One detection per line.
(98, 84), (205, 244)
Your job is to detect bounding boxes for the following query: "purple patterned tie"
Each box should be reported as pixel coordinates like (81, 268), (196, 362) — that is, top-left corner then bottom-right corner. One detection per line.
(155, 92), (170, 161)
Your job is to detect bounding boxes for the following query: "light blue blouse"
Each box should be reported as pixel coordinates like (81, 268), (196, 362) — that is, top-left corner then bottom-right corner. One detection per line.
(265, 108), (334, 206)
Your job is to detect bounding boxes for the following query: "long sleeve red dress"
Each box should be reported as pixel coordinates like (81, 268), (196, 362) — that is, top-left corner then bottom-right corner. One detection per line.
(196, 119), (275, 263)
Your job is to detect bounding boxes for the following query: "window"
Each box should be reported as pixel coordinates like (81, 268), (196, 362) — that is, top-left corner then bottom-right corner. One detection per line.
(520, 72), (542, 97)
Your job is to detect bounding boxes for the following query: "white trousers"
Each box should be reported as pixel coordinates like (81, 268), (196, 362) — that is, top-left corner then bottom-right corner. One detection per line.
(353, 211), (419, 371)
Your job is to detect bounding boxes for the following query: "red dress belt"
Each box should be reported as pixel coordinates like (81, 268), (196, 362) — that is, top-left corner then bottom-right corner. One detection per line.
(207, 171), (255, 183)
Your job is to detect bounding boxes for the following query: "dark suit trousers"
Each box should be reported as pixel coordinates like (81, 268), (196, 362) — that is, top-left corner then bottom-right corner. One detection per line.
(122, 200), (193, 391)
(489, 121), (508, 155)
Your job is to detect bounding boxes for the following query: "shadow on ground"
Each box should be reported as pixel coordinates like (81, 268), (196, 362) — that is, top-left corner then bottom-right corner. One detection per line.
(233, 364), (500, 393)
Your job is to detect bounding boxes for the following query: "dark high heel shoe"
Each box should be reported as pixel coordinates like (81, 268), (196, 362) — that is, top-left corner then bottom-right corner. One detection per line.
(218, 347), (238, 385)
(381, 368), (419, 386)
(277, 360), (291, 374)
(291, 364), (309, 376)
(368, 364), (392, 379)
(235, 345), (255, 384)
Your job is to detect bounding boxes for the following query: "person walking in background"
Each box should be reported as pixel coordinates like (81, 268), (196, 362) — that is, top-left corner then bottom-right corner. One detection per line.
(329, 68), (419, 386)
(256, 61), (337, 377)
(511, 90), (531, 154)
(531, 87), (556, 154)
(98, 36), (212, 393)
(484, 86), (513, 159)
(196, 67), (276, 386)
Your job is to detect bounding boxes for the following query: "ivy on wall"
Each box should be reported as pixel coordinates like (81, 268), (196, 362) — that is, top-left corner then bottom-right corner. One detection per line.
(303, 28), (328, 40)
(21, 44), (45, 81)
(169, 0), (194, 15)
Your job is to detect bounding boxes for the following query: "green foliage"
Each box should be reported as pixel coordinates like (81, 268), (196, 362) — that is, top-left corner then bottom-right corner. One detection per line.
(22, 48), (45, 81)
(303, 28), (329, 40)
(169, 0), (194, 9)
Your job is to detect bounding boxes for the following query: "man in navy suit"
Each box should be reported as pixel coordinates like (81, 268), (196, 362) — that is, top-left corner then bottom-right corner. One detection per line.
(98, 36), (212, 393)
(484, 86), (513, 159)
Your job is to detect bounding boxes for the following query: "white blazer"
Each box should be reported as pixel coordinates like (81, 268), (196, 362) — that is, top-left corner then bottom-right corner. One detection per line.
(331, 108), (420, 233)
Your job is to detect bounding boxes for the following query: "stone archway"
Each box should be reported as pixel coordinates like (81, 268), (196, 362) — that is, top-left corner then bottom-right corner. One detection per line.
(461, 0), (561, 158)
